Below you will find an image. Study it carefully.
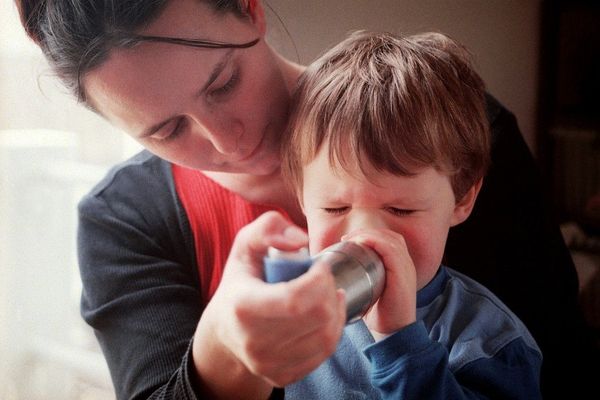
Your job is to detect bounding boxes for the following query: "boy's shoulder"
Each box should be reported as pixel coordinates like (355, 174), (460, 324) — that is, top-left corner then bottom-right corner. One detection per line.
(419, 266), (532, 333)
(418, 266), (540, 369)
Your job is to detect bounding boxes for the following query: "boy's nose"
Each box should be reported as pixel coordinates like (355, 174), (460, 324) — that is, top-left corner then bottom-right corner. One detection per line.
(345, 209), (387, 235)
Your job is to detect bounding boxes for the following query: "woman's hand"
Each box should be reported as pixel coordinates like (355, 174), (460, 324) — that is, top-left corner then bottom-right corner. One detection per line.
(193, 211), (346, 398)
(342, 229), (417, 341)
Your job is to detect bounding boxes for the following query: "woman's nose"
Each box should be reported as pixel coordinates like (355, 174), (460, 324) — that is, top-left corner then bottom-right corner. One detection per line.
(207, 119), (243, 155)
(189, 111), (243, 155)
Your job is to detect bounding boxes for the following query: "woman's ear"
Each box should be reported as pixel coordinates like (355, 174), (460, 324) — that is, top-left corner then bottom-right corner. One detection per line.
(450, 178), (483, 226)
(246, 0), (266, 35)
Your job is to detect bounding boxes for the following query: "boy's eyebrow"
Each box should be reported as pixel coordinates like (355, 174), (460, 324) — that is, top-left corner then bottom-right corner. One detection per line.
(137, 49), (234, 139)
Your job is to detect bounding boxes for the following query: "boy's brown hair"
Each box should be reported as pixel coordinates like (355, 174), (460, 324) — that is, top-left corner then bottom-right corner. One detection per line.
(282, 31), (490, 201)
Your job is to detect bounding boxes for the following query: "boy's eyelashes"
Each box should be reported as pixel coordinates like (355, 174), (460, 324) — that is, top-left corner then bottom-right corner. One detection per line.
(321, 206), (415, 216)
(385, 207), (415, 216)
(323, 207), (349, 215)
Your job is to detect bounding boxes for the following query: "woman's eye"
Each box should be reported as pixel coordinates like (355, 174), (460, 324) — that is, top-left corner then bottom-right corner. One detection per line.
(153, 118), (186, 142)
(209, 69), (239, 98)
(323, 207), (349, 215)
(386, 207), (414, 216)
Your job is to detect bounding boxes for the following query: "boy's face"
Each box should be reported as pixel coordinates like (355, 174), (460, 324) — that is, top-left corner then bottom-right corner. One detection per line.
(302, 145), (475, 290)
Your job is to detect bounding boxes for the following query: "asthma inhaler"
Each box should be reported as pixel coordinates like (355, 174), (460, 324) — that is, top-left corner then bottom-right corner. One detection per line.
(264, 241), (385, 323)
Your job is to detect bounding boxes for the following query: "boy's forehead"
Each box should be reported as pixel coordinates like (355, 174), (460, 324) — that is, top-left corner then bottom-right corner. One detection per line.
(304, 148), (391, 191)
(304, 167), (438, 207)
(303, 147), (453, 203)
(309, 140), (376, 177)
(308, 137), (432, 182)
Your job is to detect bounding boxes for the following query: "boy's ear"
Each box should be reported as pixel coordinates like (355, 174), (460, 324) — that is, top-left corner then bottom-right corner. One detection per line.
(450, 178), (483, 227)
(246, 0), (267, 35)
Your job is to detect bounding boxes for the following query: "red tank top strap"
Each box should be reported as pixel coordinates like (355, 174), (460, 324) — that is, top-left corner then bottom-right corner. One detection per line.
(171, 164), (281, 305)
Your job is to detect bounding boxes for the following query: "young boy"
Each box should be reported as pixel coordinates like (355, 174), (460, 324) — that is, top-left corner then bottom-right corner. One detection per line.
(280, 31), (542, 399)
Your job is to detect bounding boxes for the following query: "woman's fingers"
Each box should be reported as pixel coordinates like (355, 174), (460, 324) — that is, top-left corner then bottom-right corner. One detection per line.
(230, 260), (346, 384)
(200, 211), (346, 387)
(229, 211), (308, 275)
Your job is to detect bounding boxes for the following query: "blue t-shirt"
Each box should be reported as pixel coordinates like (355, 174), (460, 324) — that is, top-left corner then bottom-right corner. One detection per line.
(285, 266), (542, 399)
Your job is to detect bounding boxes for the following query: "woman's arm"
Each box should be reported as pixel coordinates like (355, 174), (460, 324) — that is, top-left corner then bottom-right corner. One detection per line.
(78, 152), (204, 399)
(78, 153), (347, 399)
(192, 211), (347, 398)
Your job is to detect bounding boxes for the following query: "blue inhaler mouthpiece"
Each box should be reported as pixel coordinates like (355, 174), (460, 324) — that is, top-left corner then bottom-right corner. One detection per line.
(264, 247), (312, 283)
(263, 242), (385, 323)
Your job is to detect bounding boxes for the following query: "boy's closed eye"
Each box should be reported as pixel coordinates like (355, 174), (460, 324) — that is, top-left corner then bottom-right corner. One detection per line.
(385, 207), (415, 216)
(321, 207), (415, 216)
(323, 207), (350, 215)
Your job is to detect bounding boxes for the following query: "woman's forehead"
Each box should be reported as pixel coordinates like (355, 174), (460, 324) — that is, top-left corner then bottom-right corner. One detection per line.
(82, 0), (258, 133)
(83, 42), (222, 132)
(141, 0), (247, 43)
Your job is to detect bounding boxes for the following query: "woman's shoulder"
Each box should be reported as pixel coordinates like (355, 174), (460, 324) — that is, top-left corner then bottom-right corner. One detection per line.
(78, 150), (178, 220)
(86, 150), (172, 198)
(484, 92), (520, 146)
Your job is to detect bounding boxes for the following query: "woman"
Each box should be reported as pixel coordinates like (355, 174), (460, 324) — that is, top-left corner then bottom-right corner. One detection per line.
(16, 1), (595, 399)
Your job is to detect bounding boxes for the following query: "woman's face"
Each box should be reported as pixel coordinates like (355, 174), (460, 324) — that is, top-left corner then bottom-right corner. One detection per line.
(84, 0), (293, 175)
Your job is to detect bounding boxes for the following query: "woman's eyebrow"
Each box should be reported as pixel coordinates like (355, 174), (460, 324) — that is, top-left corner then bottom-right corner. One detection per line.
(137, 49), (235, 139)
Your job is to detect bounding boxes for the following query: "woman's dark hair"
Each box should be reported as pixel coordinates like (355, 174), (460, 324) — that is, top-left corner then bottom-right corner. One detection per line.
(15, 0), (254, 103)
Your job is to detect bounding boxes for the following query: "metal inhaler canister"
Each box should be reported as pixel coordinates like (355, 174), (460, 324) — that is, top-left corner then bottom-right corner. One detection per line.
(264, 241), (386, 323)
(317, 242), (386, 323)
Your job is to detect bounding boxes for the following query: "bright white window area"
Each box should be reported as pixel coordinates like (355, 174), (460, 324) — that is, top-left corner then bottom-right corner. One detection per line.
(0, 3), (141, 399)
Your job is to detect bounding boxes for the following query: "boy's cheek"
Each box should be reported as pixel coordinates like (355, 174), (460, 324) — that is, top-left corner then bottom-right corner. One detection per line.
(306, 220), (342, 255)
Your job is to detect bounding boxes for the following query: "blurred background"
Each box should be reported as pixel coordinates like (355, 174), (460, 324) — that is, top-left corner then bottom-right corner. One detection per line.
(1, 1), (598, 399)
